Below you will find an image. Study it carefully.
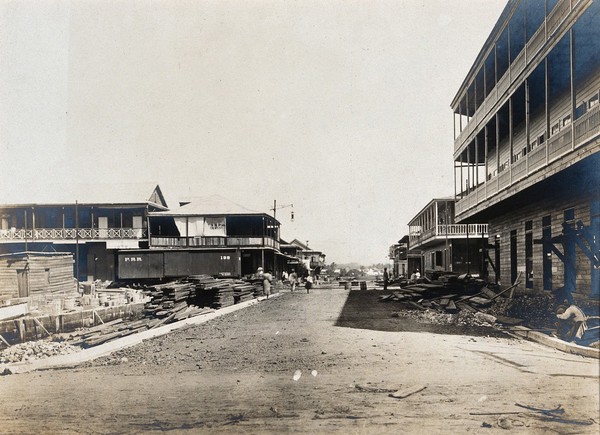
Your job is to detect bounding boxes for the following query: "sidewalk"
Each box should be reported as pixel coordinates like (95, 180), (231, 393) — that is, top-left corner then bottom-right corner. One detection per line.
(2, 293), (281, 375)
(506, 325), (600, 359)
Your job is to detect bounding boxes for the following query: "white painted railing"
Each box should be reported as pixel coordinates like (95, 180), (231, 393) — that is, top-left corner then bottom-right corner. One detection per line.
(0, 227), (146, 241)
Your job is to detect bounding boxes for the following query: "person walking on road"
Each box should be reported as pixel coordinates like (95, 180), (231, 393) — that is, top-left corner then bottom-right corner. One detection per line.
(289, 269), (298, 292)
(305, 274), (313, 294)
(383, 267), (389, 291)
(257, 267), (272, 299)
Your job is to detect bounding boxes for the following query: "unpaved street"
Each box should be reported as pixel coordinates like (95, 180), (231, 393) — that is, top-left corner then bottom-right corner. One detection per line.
(1, 287), (599, 434)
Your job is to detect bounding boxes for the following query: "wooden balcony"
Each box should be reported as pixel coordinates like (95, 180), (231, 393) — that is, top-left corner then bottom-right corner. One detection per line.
(0, 227), (147, 242)
(454, 0), (577, 155)
(455, 103), (599, 218)
(409, 223), (488, 250)
(150, 235), (280, 250)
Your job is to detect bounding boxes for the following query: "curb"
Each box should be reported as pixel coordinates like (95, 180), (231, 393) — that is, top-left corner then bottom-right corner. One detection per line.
(1, 292), (281, 375)
(506, 325), (600, 359)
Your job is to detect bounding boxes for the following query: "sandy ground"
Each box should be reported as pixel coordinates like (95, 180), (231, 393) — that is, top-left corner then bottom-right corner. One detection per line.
(0, 287), (598, 434)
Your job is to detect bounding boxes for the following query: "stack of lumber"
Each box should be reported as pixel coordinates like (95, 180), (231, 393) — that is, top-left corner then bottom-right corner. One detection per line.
(190, 275), (236, 308)
(231, 281), (258, 304)
(189, 275), (262, 308)
(62, 275), (264, 349)
(65, 302), (215, 348)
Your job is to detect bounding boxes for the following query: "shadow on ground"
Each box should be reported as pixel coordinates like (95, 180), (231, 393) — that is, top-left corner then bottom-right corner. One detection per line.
(335, 290), (504, 337)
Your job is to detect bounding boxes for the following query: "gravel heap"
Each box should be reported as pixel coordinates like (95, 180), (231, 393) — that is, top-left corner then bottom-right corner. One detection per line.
(0, 340), (81, 364)
(392, 309), (497, 328)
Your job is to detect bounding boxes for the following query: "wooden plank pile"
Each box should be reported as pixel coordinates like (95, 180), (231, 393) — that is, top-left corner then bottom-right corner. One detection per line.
(61, 276), (265, 349)
(379, 279), (522, 325)
(189, 275), (262, 308)
(189, 275), (236, 308)
(231, 282), (257, 304)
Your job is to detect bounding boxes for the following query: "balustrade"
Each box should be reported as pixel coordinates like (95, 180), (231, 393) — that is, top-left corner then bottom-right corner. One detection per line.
(511, 158), (527, 182)
(574, 104), (600, 145)
(527, 144), (547, 172)
(510, 49), (526, 80)
(547, 0), (570, 36)
(0, 227), (147, 241)
(548, 126), (572, 161)
(527, 22), (546, 61)
(150, 235), (279, 249)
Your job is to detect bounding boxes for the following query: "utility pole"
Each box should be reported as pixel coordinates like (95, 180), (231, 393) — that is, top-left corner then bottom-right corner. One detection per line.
(271, 200), (294, 222)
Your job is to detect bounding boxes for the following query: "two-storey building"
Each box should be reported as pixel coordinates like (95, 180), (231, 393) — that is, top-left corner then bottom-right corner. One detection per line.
(451, 0), (599, 299)
(288, 239), (326, 275)
(408, 198), (489, 277)
(0, 185), (168, 282)
(118, 195), (284, 279)
(389, 235), (409, 277)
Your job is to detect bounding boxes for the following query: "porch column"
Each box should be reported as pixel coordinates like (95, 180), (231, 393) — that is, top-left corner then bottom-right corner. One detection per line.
(475, 136), (479, 188)
(509, 96), (513, 182)
(525, 77), (530, 173)
(569, 28), (575, 151)
(545, 57), (550, 164)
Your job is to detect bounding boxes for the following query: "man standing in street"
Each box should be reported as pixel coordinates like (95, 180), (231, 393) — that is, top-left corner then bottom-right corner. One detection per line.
(383, 267), (389, 291)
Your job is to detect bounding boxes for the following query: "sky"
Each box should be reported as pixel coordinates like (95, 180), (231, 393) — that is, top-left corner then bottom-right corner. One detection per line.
(0, 0), (507, 265)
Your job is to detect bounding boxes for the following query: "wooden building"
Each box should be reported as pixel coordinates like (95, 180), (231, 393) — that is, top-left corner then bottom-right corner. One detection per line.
(389, 236), (409, 277)
(451, 0), (599, 300)
(0, 185), (168, 282)
(408, 198), (489, 277)
(143, 195), (287, 278)
(287, 239), (326, 275)
(0, 252), (75, 300)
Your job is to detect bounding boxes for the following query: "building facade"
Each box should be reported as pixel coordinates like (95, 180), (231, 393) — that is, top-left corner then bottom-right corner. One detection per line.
(139, 195), (284, 279)
(288, 239), (326, 275)
(451, 0), (599, 299)
(408, 198), (489, 277)
(0, 185), (168, 282)
(389, 235), (409, 277)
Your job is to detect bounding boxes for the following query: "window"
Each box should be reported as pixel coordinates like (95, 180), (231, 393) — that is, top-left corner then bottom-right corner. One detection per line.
(590, 94), (599, 108)
(564, 208), (575, 222)
(45, 268), (50, 284)
(538, 133), (545, 144)
(563, 115), (571, 127)
(551, 122), (560, 135)
(530, 138), (538, 149)
(575, 102), (587, 119)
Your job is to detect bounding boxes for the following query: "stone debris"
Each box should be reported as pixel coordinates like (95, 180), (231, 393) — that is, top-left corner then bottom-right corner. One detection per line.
(0, 340), (80, 364)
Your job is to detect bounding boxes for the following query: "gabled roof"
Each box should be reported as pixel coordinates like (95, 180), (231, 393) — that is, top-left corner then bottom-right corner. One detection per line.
(150, 194), (269, 218)
(0, 183), (169, 209)
(290, 239), (310, 250)
(290, 238), (323, 254)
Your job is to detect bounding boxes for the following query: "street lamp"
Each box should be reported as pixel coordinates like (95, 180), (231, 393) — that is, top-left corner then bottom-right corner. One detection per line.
(271, 200), (294, 221)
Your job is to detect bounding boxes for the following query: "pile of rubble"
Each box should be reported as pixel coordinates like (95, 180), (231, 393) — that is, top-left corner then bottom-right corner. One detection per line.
(392, 309), (498, 328)
(0, 340), (80, 364)
(380, 274), (525, 328)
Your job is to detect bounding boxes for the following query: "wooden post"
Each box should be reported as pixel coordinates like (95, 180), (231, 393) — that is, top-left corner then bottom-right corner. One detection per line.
(33, 317), (51, 338)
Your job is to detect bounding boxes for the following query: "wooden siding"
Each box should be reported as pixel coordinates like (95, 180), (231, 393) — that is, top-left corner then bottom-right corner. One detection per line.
(0, 254), (74, 299)
(488, 196), (597, 299)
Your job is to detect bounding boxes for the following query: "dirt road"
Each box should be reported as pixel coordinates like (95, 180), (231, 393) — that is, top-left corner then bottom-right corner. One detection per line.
(1, 287), (598, 434)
